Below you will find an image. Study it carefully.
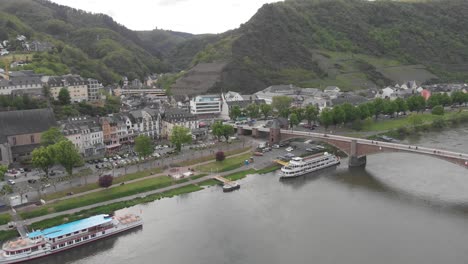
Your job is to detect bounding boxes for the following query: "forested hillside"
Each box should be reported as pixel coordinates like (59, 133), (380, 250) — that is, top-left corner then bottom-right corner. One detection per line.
(0, 0), (171, 84)
(179, 0), (468, 93)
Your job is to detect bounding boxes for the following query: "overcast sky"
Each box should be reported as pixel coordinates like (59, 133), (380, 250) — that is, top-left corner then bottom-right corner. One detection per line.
(51, 0), (282, 34)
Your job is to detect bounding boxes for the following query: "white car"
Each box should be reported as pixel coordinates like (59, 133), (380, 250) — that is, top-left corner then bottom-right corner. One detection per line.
(7, 179), (15, 185)
(285, 147), (294, 152)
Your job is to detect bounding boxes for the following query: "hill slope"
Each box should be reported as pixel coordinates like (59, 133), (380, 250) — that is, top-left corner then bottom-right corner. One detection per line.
(173, 0), (468, 94)
(0, 0), (171, 84)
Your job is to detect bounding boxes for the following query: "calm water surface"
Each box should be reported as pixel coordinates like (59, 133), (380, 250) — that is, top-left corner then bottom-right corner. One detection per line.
(33, 126), (468, 264)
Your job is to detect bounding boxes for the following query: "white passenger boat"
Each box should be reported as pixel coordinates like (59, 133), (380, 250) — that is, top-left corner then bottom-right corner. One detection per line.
(280, 152), (340, 178)
(0, 213), (142, 264)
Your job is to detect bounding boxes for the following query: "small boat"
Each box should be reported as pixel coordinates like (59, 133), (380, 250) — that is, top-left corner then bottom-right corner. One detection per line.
(0, 213), (142, 264)
(222, 182), (240, 192)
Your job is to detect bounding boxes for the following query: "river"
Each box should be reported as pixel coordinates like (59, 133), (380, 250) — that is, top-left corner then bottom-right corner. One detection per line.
(32, 126), (468, 264)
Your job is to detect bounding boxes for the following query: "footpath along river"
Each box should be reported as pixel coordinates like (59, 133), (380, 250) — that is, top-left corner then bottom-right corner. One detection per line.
(31, 126), (468, 264)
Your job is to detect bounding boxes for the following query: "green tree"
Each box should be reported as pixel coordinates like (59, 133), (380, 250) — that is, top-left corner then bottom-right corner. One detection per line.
(0, 165), (7, 181)
(41, 127), (65, 146)
(31, 146), (56, 179)
(304, 105), (319, 125)
(408, 113), (423, 127)
(332, 105), (345, 127)
(289, 113), (300, 128)
(407, 95), (426, 113)
(394, 98), (407, 116)
(320, 108), (333, 129)
(260, 104), (272, 119)
(272, 96), (292, 118)
(440, 93), (452, 106)
(54, 140), (82, 184)
(211, 121), (224, 141)
(373, 98), (385, 119)
(383, 100), (397, 117)
(451, 91), (467, 106)
(170, 126), (192, 152)
(58, 88), (71, 105)
(229, 105), (242, 120)
(290, 107), (304, 122)
(431, 105), (444, 115)
(357, 104), (370, 120)
(135, 135), (154, 158)
(245, 103), (260, 119)
(221, 124), (235, 140)
(341, 103), (359, 123)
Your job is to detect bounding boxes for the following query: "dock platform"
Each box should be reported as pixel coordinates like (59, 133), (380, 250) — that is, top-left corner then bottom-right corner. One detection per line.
(273, 159), (289, 166)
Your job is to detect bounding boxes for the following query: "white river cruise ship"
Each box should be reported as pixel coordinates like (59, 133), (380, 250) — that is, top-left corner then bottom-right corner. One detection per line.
(280, 152), (340, 178)
(0, 213), (142, 264)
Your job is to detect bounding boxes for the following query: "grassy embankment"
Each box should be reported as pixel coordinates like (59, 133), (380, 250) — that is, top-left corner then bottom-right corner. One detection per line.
(44, 168), (163, 201)
(177, 146), (251, 167)
(196, 152), (252, 173)
(0, 214), (11, 225)
(367, 110), (468, 139)
(21, 184), (203, 235)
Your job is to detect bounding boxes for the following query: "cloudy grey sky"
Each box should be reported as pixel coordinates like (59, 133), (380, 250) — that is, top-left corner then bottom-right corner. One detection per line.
(52, 0), (282, 34)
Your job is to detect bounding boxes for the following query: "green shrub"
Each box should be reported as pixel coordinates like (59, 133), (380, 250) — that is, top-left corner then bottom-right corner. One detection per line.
(431, 105), (444, 115)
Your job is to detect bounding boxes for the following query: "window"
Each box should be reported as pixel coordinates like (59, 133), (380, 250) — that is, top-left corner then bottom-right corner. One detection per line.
(59, 243), (65, 248)
(67, 241), (73, 245)
(75, 238), (81, 243)
(91, 234), (96, 238)
(102, 231), (105, 235)
(83, 236), (88, 240)
(12, 137), (16, 146)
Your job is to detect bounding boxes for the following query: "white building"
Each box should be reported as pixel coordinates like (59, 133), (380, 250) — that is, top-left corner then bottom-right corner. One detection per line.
(189, 95), (222, 115)
(60, 117), (105, 156)
(87, 78), (100, 101)
(162, 108), (198, 138)
(125, 108), (161, 139)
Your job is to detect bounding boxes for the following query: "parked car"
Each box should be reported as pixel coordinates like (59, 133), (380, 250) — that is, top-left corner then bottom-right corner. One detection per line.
(285, 147), (294, 152)
(27, 179), (37, 184)
(254, 152), (264, 156)
(306, 148), (315, 152)
(272, 144), (280, 149)
(7, 179), (15, 185)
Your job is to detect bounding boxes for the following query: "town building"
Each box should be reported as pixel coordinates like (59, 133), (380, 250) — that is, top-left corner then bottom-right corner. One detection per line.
(47, 75), (89, 103)
(0, 109), (56, 165)
(87, 78), (100, 101)
(100, 115), (129, 154)
(124, 108), (161, 140)
(189, 95), (222, 116)
(59, 117), (105, 157)
(0, 71), (43, 95)
(161, 108), (198, 138)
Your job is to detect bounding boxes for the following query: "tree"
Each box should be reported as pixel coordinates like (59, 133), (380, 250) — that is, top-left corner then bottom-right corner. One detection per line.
(408, 113), (423, 127)
(383, 100), (397, 117)
(320, 108), (333, 129)
(304, 105), (318, 125)
(289, 113), (300, 128)
(260, 103), (272, 119)
(229, 105), (242, 120)
(394, 98), (408, 116)
(54, 140), (82, 184)
(357, 104), (370, 120)
(211, 121), (224, 140)
(98, 175), (113, 188)
(272, 96), (292, 118)
(332, 105), (345, 127)
(431, 105), (444, 115)
(135, 135), (153, 158)
(407, 95), (426, 113)
(341, 103), (359, 123)
(451, 91), (467, 106)
(245, 103), (260, 119)
(58, 88), (71, 105)
(216, 151), (225, 162)
(41, 127), (65, 146)
(221, 124), (235, 140)
(0, 165), (7, 181)
(31, 146), (56, 179)
(170, 126), (192, 152)
(373, 98), (385, 119)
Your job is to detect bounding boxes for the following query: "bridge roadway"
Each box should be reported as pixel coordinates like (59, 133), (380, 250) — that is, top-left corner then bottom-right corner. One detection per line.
(240, 126), (468, 167)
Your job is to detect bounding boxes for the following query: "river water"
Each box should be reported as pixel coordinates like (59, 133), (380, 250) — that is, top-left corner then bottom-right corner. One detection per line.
(32, 126), (468, 264)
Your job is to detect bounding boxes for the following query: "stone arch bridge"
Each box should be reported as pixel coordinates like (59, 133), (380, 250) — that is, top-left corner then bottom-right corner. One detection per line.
(237, 126), (468, 168)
